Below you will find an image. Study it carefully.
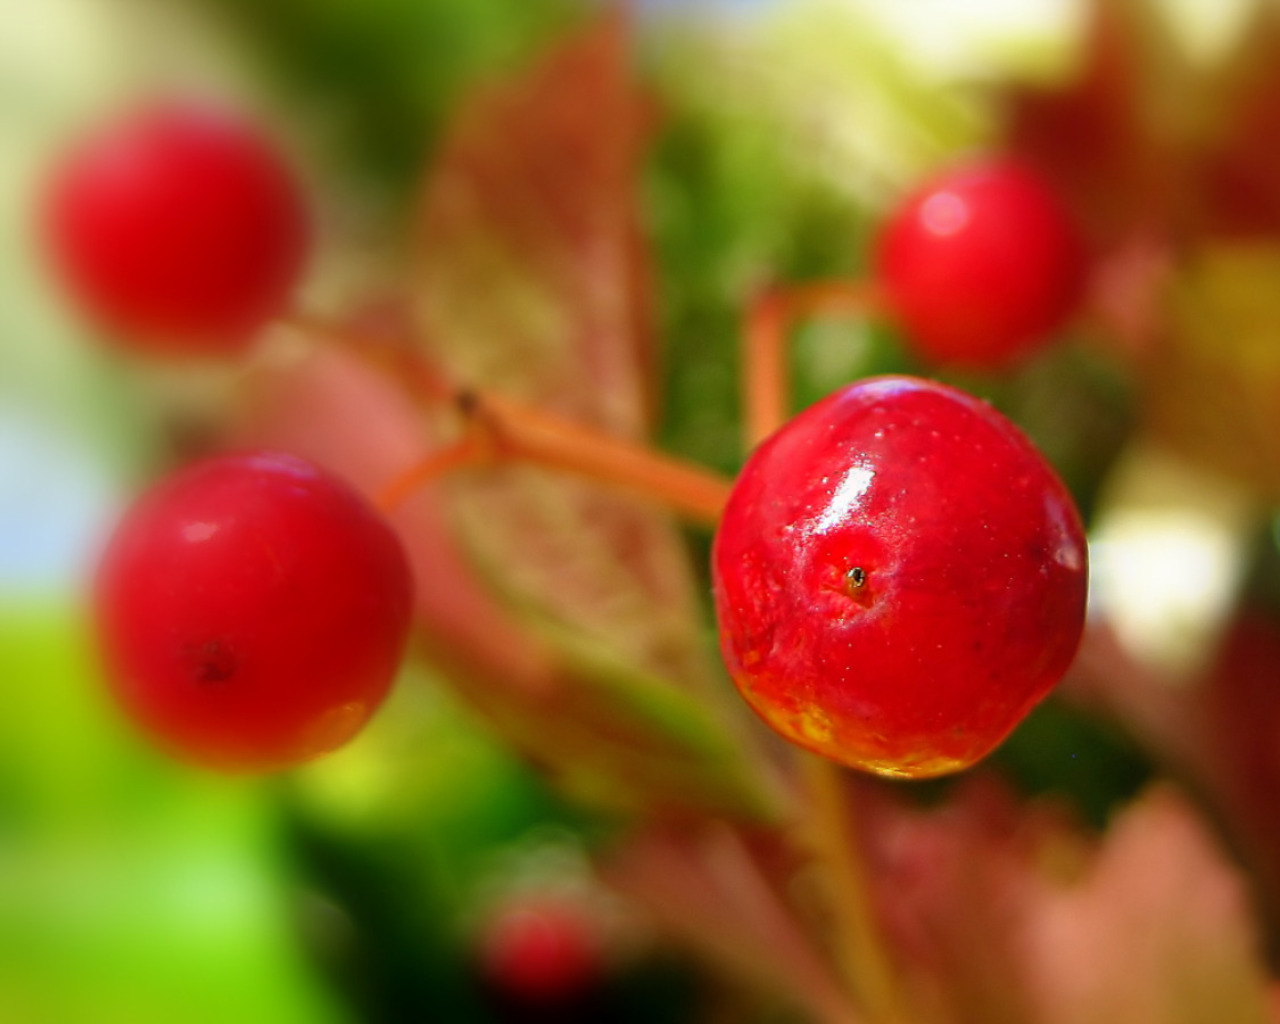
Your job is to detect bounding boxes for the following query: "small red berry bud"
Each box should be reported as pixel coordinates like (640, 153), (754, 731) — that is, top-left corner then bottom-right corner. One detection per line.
(479, 900), (604, 1007)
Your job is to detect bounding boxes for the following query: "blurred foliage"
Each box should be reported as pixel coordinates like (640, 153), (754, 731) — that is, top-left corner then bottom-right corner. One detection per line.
(281, 670), (589, 1022)
(0, 608), (343, 1023)
(646, 97), (883, 479)
(992, 698), (1152, 830)
(197, 0), (578, 197)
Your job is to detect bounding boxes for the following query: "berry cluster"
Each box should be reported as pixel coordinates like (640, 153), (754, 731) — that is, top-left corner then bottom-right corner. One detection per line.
(53, 103), (1088, 776)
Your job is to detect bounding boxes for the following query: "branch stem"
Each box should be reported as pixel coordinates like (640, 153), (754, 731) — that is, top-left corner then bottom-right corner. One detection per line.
(282, 312), (732, 525)
(739, 283), (902, 1021)
(469, 390), (732, 525)
(743, 280), (884, 449)
(374, 434), (493, 513)
(802, 756), (905, 1024)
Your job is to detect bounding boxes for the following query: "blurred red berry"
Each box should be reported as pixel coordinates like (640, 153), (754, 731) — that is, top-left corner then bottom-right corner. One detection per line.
(713, 376), (1087, 777)
(95, 451), (413, 771)
(45, 102), (309, 354)
(874, 159), (1086, 368)
(480, 900), (603, 1006)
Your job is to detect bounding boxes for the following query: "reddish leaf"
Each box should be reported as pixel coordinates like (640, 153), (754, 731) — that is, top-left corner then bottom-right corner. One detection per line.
(606, 772), (1277, 1024)
(1023, 787), (1274, 1024)
(856, 776), (1277, 1024)
(1068, 614), (1280, 937)
(413, 9), (654, 428)
(601, 821), (860, 1024)
(410, 12), (712, 694)
(856, 776), (1062, 1024)
(1006, 0), (1280, 245)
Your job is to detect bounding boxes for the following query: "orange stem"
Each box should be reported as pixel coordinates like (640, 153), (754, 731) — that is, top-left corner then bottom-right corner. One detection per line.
(280, 313), (732, 526)
(375, 435), (493, 513)
(280, 310), (456, 403)
(743, 280), (884, 448)
(470, 391), (731, 525)
(803, 757), (905, 1024)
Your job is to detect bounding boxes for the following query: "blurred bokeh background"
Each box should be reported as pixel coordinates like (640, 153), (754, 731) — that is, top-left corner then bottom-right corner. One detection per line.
(8, 0), (1280, 1021)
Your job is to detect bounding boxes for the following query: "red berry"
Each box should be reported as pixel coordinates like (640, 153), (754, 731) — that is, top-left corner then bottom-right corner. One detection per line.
(45, 102), (309, 354)
(479, 900), (602, 1006)
(94, 451), (413, 771)
(712, 376), (1087, 778)
(874, 159), (1085, 368)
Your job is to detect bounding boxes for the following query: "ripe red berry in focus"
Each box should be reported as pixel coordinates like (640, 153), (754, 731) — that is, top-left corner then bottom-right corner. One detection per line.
(712, 376), (1087, 778)
(480, 900), (603, 1007)
(874, 159), (1086, 368)
(95, 451), (413, 771)
(45, 102), (309, 354)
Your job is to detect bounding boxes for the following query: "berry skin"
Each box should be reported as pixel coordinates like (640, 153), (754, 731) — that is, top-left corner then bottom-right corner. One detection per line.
(94, 451), (413, 771)
(874, 159), (1085, 368)
(479, 900), (603, 1007)
(712, 376), (1087, 778)
(45, 102), (309, 354)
